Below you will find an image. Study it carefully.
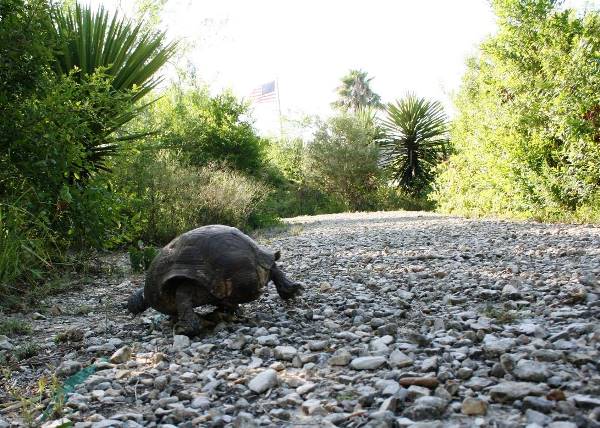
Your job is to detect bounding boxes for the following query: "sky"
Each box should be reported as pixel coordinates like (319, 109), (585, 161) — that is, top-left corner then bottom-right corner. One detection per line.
(88, 0), (599, 136)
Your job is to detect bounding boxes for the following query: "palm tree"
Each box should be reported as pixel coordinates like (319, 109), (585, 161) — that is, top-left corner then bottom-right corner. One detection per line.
(50, 4), (177, 177)
(379, 94), (449, 196)
(332, 69), (382, 112)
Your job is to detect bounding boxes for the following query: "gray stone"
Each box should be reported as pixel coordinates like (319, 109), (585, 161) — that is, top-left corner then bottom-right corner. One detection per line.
(525, 409), (552, 426)
(172, 335), (190, 351)
(329, 349), (352, 366)
(57, 360), (82, 377)
(513, 359), (549, 382)
(302, 399), (327, 416)
(489, 381), (548, 402)
(389, 349), (413, 368)
(248, 369), (278, 393)
(274, 345), (297, 361)
(350, 356), (386, 370)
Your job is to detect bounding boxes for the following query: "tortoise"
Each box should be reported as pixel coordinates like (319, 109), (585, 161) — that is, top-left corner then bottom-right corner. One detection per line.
(127, 225), (302, 336)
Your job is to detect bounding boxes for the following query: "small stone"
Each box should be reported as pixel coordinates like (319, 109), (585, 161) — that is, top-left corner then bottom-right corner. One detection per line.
(399, 376), (439, 388)
(302, 399), (327, 416)
(389, 349), (413, 368)
(56, 360), (82, 377)
(483, 335), (516, 355)
(523, 396), (554, 413)
(191, 396), (210, 409)
(256, 334), (279, 346)
(461, 397), (487, 415)
(525, 409), (552, 426)
(172, 335), (190, 350)
(547, 423), (577, 428)
(513, 359), (549, 382)
(110, 346), (132, 364)
(329, 349), (352, 366)
(502, 283), (521, 298)
(489, 381), (548, 403)
(248, 369), (278, 393)
(274, 345), (297, 361)
(307, 340), (328, 351)
(296, 382), (316, 395)
(41, 418), (72, 428)
(180, 372), (197, 383)
(0, 336), (13, 351)
(32, 312), (46, 320)
(350, 356), (386, 370)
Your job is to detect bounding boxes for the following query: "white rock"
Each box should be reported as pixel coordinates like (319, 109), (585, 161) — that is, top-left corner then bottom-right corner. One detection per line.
(110, 346), (132, 364)
(248, 369), (278, 393)
(172, 335), (190, 350)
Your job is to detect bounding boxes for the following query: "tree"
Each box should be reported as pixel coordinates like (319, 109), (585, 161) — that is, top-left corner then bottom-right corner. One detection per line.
(434, 0), (600, 220)
(305, 113), (381, 210)
(379, 94), (449, 196)
(143, 84), (268, 174)
(332, 69), (382, 112)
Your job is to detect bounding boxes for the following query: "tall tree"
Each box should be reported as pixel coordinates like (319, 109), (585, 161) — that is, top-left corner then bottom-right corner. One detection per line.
(332, 69), (382, 112)
(379, 94), (449, 196)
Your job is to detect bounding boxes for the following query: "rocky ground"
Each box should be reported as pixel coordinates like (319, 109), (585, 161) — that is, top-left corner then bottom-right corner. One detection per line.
(1, 211), (599, 428)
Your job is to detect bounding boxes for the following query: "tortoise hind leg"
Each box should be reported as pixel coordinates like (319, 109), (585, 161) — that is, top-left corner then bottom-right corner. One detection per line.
(270, 264), (303, 300)
(174, 281), (202, 337)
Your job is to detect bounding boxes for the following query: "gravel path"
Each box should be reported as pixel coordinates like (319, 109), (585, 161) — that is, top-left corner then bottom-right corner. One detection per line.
(1, 211), (599, 428)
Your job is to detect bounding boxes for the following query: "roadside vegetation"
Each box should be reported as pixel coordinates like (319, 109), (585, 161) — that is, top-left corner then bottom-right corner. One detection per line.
(1, 0), (598, 306)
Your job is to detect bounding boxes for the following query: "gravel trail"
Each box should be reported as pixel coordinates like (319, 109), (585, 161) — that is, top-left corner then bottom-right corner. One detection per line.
(1, 211), (599, 428)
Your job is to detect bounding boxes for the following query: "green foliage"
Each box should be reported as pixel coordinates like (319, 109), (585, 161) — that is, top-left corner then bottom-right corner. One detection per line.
(52, 4), (177, 103)
(0, 318), (32, 336)
(0, 200), (58, 299)
(113, 150), (272, 243)
(147, 85), (268, 174)
(434, 0), (600, 221)
(379, 94), (449, 196)
(332, 69), (382, 112)
(305, 113), (382, 211)
(129, 244), (159, 272)
(50, 4), (177, 177)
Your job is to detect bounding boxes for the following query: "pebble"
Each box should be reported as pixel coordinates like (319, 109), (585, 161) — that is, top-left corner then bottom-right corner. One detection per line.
(248, 369), (278, 393)
(4, 211), (599, 427)
(350, 356), (386, 370)
(109, 346), (132, 364)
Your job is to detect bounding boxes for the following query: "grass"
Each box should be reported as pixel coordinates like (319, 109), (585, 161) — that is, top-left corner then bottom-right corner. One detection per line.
(0, 319), (32, 336)
(11, 342), (40, 362)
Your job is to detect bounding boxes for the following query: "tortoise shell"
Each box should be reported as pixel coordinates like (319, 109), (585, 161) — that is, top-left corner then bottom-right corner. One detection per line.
(144, 225), (278, 315)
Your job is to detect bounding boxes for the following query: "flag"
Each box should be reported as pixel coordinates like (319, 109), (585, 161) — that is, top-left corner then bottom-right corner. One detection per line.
(249, 81), (277, 103)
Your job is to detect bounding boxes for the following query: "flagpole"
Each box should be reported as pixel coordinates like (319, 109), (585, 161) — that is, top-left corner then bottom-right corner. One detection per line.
(276, 77), (283, 139)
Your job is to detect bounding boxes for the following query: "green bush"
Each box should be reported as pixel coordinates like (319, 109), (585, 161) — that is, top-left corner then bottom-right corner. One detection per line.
(113, 151), (272, 243)
(305, 113), (382, 211)
(434, 0), (600, 221)
(145, 85), (269, 174)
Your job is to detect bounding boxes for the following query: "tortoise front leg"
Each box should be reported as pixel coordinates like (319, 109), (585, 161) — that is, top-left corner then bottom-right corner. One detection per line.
(174, 282), (202, 337)
(270, 264), (303, 300)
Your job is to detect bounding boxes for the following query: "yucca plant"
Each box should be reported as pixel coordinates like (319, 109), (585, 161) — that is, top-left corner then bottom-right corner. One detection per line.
(50, 3), (177, 177)
(379, 94), (449, 196)
(52, 4), (177, 102)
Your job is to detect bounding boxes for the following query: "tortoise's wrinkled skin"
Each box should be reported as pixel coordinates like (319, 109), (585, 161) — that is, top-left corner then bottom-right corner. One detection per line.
(127, 225), (302, 336)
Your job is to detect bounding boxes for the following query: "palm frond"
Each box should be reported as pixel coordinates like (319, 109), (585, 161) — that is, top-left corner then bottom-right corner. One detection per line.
(378, 93), (450, 195)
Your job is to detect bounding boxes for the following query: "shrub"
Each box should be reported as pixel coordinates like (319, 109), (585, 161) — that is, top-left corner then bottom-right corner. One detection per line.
(434, 0), (600, 221)
(305, 113), (381, 211)
(146, 85), (268, 174)
(113, 151), (271, 243)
